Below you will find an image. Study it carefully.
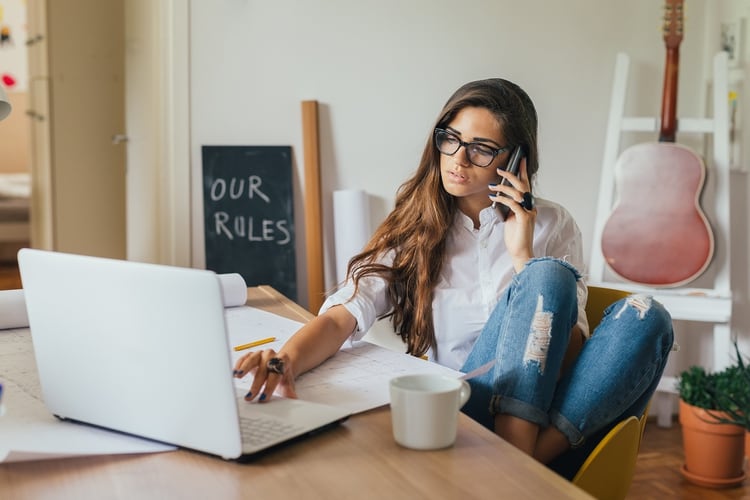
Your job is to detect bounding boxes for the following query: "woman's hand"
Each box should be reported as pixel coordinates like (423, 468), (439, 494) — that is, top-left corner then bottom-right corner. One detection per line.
(232, 305), (357, 404)
(493, 157), (536, 271)
(233, 348), (298, 402)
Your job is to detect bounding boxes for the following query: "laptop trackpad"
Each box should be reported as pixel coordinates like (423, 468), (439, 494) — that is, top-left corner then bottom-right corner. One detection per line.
(235, 393), (350, 455)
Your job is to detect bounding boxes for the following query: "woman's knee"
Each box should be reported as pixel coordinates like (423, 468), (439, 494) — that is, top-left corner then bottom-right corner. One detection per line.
(622, 295), (672, 336)
(600, 294), (674, 355)
(518, 258), (581, 292)
(646, 299), (675, 356)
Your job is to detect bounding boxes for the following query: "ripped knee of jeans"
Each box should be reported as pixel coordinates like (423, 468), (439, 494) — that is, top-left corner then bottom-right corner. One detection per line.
(614, 294), (652, 320)
(523, 294), (553, 373)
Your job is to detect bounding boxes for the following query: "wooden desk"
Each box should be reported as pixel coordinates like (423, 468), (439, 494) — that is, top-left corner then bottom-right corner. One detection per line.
(0, 286), (590, 499)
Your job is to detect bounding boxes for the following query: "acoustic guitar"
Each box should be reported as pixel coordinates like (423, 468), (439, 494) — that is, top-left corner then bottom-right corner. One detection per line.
(600, 0), (714, 288)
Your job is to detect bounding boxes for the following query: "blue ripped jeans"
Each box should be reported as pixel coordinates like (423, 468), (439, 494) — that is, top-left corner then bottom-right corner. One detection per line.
(460, 258), (674, 478)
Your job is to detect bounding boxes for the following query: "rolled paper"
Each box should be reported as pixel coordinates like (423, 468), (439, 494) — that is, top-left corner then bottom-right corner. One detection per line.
(333, 189), (372, 283)
(218, 273), (248, 307)
(0, 289), (29, 330)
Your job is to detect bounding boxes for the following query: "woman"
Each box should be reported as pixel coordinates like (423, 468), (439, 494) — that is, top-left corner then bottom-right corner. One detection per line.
(234, 78), (674, 476)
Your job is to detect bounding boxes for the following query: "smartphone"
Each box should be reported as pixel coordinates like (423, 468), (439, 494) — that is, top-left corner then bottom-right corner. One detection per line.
(493, 146), (523, 221)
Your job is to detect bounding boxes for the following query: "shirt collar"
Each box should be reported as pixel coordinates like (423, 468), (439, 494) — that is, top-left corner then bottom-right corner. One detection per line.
(455, 205), (501, 231)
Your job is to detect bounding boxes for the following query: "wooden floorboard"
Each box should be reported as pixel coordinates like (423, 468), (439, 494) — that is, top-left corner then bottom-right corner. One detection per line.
(1, 260), (748, 497)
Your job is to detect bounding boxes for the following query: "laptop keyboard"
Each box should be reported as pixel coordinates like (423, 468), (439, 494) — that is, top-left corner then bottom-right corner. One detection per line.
(239, 415), (306, 448)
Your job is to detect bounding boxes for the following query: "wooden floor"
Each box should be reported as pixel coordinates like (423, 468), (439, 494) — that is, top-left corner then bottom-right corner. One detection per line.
(630, 420), (749, 499)
(1, 260), (748, 498)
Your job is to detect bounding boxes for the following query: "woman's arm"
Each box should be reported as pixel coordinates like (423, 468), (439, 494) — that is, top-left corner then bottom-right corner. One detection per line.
(281, 305), (357, 375)
(233, 304), (357, 402)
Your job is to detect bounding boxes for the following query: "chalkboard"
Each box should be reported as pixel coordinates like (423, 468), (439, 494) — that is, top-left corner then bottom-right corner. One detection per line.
(202, 145), (297, 301)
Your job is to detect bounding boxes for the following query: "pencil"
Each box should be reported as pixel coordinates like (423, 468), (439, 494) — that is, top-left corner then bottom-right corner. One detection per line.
(233, 336), (276, 352)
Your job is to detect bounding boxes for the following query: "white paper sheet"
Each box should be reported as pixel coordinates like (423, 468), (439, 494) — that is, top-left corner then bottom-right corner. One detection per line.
(225, 306), (462, 414)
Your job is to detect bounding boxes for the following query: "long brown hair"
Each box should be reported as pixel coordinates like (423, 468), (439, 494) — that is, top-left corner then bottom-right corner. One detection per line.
(345, 78), (539, 357)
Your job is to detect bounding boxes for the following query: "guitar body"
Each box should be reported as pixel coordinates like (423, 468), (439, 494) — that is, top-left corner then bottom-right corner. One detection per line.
(600, 142), (714, 287)
(600, 0), (714, 287)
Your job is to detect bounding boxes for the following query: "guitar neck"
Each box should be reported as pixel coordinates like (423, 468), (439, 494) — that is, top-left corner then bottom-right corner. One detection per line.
(659, 0), (684, 143)
(659, 46), (679, 143)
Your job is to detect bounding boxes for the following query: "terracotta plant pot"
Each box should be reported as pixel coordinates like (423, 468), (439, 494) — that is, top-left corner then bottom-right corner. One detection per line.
(679, 399), (747, 488)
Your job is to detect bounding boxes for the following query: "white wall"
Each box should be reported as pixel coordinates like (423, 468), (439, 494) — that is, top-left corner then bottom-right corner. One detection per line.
(188, 0), (713, 302)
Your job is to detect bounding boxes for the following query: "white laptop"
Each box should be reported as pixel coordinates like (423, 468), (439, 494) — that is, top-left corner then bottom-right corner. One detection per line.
(17, 248), (350, 461)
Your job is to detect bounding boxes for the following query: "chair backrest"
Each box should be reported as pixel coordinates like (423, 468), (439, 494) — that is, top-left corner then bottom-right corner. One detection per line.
(572, 416), (641, 500)
(585, 285), (630, 332)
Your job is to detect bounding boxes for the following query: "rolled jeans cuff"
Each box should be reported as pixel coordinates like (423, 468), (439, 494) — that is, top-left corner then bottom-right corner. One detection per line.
(490, 395), (550, 428)
(549, 409), (585, 448)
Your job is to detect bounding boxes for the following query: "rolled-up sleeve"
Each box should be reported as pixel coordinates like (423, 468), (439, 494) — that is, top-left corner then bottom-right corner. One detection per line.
(318, 253), (394, 341)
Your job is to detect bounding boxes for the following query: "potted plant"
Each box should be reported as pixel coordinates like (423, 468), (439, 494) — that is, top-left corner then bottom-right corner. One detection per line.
(714, 341), (750, 431)
(677, 346), (748, 489)
(707, 342), (750, 465)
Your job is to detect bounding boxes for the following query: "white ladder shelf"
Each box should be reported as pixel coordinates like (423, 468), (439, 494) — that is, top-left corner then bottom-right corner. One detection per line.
(589, 51), (732, 428)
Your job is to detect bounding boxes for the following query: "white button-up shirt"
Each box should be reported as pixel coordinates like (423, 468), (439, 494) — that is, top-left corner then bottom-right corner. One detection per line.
(319, 198), (588, 371)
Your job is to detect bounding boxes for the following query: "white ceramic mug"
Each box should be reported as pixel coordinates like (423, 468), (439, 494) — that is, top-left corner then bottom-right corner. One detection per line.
(389, 374), (471, 450)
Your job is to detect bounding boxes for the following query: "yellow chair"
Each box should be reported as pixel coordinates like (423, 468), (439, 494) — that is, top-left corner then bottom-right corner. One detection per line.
(572, 416), (642, 500)
(582, 285), (630, 334)
(571, 286), (648, 500)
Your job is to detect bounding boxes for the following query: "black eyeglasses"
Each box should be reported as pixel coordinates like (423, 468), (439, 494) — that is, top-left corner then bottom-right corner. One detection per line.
(434, 128), (509, 168)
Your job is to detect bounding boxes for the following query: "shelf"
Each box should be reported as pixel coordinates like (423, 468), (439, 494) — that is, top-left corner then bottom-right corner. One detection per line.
(588, 281), (732, 323)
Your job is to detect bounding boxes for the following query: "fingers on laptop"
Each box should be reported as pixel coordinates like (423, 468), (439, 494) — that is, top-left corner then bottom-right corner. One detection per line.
(234, 350), (295, 403)
(233, 349), (261, 379)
